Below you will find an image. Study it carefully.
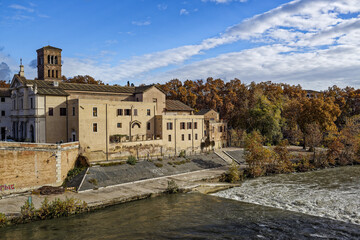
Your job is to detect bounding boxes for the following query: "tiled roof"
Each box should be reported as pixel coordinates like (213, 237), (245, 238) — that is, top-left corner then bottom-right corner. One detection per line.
(165, 100), (193, 112)
(195, 109), (212, 115)
(20, 78), (161, 96)
(0, 88), (11, 97)
(37, 45), (62, 51)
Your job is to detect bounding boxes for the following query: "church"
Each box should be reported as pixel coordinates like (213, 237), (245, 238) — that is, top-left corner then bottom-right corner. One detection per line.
(0, 46), (227, 162)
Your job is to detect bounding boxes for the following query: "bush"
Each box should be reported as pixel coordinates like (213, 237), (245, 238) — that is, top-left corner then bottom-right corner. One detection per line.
(220, 161), (243, 183)
(88, 178), (98, 186)
(20, 198), (36, 222)
(166, 180), (179, 194)
(127, 155), (137, 165)
(293, 155), (314, 172)
(154, 163), (163, 168)
(179, 150), (186, 158)
(0, 213), (8, 227)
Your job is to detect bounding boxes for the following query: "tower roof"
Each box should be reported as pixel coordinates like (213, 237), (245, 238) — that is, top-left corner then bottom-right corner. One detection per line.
(37, 45), (62, 52)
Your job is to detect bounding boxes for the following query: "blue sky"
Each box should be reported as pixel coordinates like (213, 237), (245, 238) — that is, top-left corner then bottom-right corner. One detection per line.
(0, 0), (360, 90)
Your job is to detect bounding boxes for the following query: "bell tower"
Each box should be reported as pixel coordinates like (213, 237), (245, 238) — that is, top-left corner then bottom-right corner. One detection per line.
(36, 46), (62, 81)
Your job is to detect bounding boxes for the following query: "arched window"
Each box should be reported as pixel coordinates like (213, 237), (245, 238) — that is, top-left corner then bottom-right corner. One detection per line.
(48, 70), (50, 77)
(48, 55), (50, 64)
(51, 56), (54, 64)
(52, 70), (54, 78)
(56, 70), (58, 78)
(131, 122), (141, 129)
(55, 56), (58, 64)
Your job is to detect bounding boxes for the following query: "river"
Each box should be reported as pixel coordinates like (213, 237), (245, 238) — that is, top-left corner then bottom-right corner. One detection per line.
(1, 166), (359, 239)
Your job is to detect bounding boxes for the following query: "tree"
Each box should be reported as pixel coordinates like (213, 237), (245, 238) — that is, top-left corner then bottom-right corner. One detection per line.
(63, 75), (105, 85)
(0, 80), (10, 88)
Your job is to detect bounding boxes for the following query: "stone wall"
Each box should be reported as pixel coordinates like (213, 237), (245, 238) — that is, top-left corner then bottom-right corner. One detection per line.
(0, 141), (79, 195)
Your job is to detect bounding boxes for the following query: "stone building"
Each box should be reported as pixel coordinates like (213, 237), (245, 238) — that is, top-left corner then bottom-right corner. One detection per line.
(0, 88), (12, 140)
(2, 46), (227, 161)
(195, 109), (227, 149)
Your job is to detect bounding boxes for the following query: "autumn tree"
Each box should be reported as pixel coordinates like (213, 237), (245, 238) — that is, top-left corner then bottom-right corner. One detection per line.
(63, 75), (105, 85)
(0, 80), (10, 88)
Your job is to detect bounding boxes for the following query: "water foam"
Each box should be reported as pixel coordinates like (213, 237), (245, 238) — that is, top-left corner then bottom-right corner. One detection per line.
(213, 166), (360, 225)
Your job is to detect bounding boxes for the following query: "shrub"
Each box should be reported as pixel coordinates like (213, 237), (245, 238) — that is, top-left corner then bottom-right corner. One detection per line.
(179, 150), (186, 158)
(127, 155), (137, 165)
(0, 213), (8, 227)
(20, 198), (36, 222)
(221, 161), (242, 183)
(154, 163), (163, 168)
(166, 180), (179, 194)
(294, 155), (314, 172)
(88, 178), (98, 186)
(273, 140), (294, 174)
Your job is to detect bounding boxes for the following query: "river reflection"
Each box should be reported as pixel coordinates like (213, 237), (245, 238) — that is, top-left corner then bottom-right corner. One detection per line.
(1, 192), (360, 240)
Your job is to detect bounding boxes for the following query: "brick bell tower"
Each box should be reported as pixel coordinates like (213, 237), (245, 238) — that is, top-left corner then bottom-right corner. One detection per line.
(36, 46), (62, 81)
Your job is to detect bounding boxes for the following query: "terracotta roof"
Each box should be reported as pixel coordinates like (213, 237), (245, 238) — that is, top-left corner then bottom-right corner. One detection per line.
(21, 79), (160, 96)
(195, 109), (213, 115)
(165, 100), (193, 112)
(0, 88), (11, 97)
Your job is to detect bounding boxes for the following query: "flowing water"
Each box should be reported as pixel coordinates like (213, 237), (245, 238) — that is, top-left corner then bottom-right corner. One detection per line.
(214, 165), (360, 225)
(0, 166), (359, 239)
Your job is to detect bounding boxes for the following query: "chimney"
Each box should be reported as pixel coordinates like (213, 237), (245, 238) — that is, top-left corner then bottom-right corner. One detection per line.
(19, 58), (24, 77)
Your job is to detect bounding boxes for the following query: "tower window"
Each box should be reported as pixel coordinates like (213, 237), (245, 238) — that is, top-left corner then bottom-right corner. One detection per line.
(117, 109), (123, 116)
(147, 122), (150, 130)
(49, 107), (53, 116)
(93, 123), (97, 132)
(52, 70), (54, 78)
(56, 70), (58, 78)
(93, 107), (97, 117)
(48, 55), (50, 64)
(51, 56), (54, 64)
(48, 70), (50, 77)
(55, 56), (58, 64)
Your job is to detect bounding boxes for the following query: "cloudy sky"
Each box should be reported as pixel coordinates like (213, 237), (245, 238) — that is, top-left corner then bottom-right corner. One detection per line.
(0, 0), (360, 90)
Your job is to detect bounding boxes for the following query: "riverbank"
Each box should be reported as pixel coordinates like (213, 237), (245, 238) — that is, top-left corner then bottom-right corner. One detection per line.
(0, 166), (238, 220)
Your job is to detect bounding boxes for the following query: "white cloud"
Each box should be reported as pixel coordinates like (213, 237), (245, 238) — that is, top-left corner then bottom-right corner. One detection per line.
(7, 0), (360, 90)
(180, 9), (189, 15)
(132, 20), (151, 26)
(157, 4), (167, 11)
(8, 4), (34, 12)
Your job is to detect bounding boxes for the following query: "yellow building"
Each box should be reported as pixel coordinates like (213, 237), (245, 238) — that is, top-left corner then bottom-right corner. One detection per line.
(5, 46), (227, 162)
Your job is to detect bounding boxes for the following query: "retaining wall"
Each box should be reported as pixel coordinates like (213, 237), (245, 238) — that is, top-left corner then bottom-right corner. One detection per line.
(0, 141), (79, 195)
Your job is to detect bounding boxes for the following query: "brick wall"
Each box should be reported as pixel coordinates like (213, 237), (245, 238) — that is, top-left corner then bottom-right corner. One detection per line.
(0, 141), (79, 195)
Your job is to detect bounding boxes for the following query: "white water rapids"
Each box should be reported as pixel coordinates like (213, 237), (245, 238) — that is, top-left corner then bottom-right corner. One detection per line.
(213, 166), (360, 225)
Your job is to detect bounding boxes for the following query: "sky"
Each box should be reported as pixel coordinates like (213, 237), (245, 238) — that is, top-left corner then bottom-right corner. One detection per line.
(0, 0), (360, 90)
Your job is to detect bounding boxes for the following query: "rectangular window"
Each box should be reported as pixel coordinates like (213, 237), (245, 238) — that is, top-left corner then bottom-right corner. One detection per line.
(220, 126), (223, 132)
(188, 134), (191, 140)
(187, 122), (192, 129)
(181, 134), (184, 141)
(117, 123), (122, 128)
(180, 122), (185, 130)
(1, 111), (5, 116)
(117, 109), (123, 116)
(93, 107), (97, 117)
(134, 109), (138, 116)
(167, 122), (173, 130)
(20, 98), (23, 109)
(30, 98), (33, 109)
(49, 107), (53, 116)
(72, 107), (75, 116)
(194, 122), (198, 129)
(93, 123), (97, 132)
(147, 109), (151, 116)
(1, 97), (5, 102)
(60, 108), (67, 116)
(147, 122), (151, 130)
(125, 109), (131, 116)
(153, 98), (157, 103)
(168, 135), (171, 142)
(195, 134), (198, 140)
